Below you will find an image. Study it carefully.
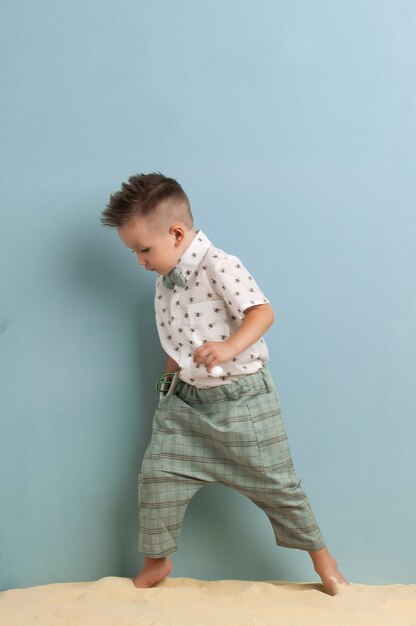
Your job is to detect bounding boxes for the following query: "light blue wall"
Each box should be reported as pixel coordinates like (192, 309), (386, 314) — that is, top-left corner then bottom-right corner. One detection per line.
(1, 1), (415, 590)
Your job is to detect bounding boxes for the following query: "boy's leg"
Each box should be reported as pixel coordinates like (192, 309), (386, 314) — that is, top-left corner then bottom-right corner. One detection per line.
(234, 387), (326, 552)
(229, 424), (348, 593)
(134, 461), (204, 587)
(308, 547), (348, 595)
(138, 460), (204, 558)
(133, 556), (173, 588)
(222, 370), (348, 593)
(134, 398), (207, 586)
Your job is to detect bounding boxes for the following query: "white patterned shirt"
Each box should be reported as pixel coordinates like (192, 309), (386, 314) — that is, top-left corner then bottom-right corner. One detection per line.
(154, 230), (270, 388)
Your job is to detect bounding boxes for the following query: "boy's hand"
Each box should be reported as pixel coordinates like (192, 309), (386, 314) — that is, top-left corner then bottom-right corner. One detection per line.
(193, 341), (237, 372)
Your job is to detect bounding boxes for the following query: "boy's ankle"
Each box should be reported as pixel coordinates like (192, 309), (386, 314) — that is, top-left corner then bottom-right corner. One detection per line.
(133, 556), (173, 588)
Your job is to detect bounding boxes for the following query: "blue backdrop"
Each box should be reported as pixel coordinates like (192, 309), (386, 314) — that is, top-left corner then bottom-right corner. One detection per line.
(1, 0), (415, 590)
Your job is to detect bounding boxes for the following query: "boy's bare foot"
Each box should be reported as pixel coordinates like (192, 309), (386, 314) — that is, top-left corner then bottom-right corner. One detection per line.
(133, 556), (173, 588)
(309, 547), (349, 596)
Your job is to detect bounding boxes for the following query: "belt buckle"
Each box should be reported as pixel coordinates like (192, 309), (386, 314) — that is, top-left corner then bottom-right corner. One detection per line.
(156, 371), (181, 396)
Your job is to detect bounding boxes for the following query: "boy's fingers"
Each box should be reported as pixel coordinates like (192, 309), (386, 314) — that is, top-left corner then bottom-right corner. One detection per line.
(194, 344), (209, 358)
(193, 347), (206, 363)
(194, 343), (220, 364)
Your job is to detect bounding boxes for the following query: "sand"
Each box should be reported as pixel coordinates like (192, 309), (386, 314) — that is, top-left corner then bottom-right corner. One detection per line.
(1, 576), (415, 626)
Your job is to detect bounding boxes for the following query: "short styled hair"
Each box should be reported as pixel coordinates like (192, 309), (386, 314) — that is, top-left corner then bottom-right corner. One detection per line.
(101, 172), (193, 229)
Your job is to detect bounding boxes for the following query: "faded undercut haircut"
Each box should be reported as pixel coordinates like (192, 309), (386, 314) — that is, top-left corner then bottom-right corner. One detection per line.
(100, 172), (193, 229)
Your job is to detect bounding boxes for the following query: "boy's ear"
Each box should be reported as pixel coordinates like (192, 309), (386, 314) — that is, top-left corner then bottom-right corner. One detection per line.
(171, 225), (185, 244)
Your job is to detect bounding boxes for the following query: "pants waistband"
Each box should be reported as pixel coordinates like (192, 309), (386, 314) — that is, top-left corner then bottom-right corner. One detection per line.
(174, 366), (273, 403)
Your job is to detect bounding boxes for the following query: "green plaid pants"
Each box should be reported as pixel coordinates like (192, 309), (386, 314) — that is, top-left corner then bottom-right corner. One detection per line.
(138, 367), (325, 557)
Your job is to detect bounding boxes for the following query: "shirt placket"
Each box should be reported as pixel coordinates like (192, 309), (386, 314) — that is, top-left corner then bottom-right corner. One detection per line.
(168, 286), (188, 379)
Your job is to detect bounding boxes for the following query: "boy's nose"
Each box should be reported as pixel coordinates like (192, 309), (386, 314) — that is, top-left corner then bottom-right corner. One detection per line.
(136, 253), (145, 266)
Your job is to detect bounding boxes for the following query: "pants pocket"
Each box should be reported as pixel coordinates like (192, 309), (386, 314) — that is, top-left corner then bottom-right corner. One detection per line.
(245, 390), (294, 474)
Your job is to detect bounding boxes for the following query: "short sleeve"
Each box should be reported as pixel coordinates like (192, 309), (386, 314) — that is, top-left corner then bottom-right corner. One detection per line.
(210, 253), (270, 320)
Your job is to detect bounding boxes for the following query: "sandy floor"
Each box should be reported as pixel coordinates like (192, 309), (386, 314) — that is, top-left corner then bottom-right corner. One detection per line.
(1, 576), (416, 626)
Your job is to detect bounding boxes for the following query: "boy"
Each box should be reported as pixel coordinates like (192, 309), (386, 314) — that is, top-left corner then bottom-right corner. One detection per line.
(101, 173), (348, 595)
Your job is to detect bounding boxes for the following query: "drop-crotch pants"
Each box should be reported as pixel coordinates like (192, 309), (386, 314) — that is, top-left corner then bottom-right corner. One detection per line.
(138, 367), (325, 557)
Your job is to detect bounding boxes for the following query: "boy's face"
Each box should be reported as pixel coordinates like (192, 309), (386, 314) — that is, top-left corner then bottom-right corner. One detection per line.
(117, 215), (184, 276)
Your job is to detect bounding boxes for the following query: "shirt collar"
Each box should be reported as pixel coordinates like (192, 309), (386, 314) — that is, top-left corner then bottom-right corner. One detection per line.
(176, 230), (212, 282)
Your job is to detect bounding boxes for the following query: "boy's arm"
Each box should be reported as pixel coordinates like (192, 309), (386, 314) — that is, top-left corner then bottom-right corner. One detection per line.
(193, 303), (275, 369)
(226, 303), (275, 355)
(165, 354), (180, 373)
